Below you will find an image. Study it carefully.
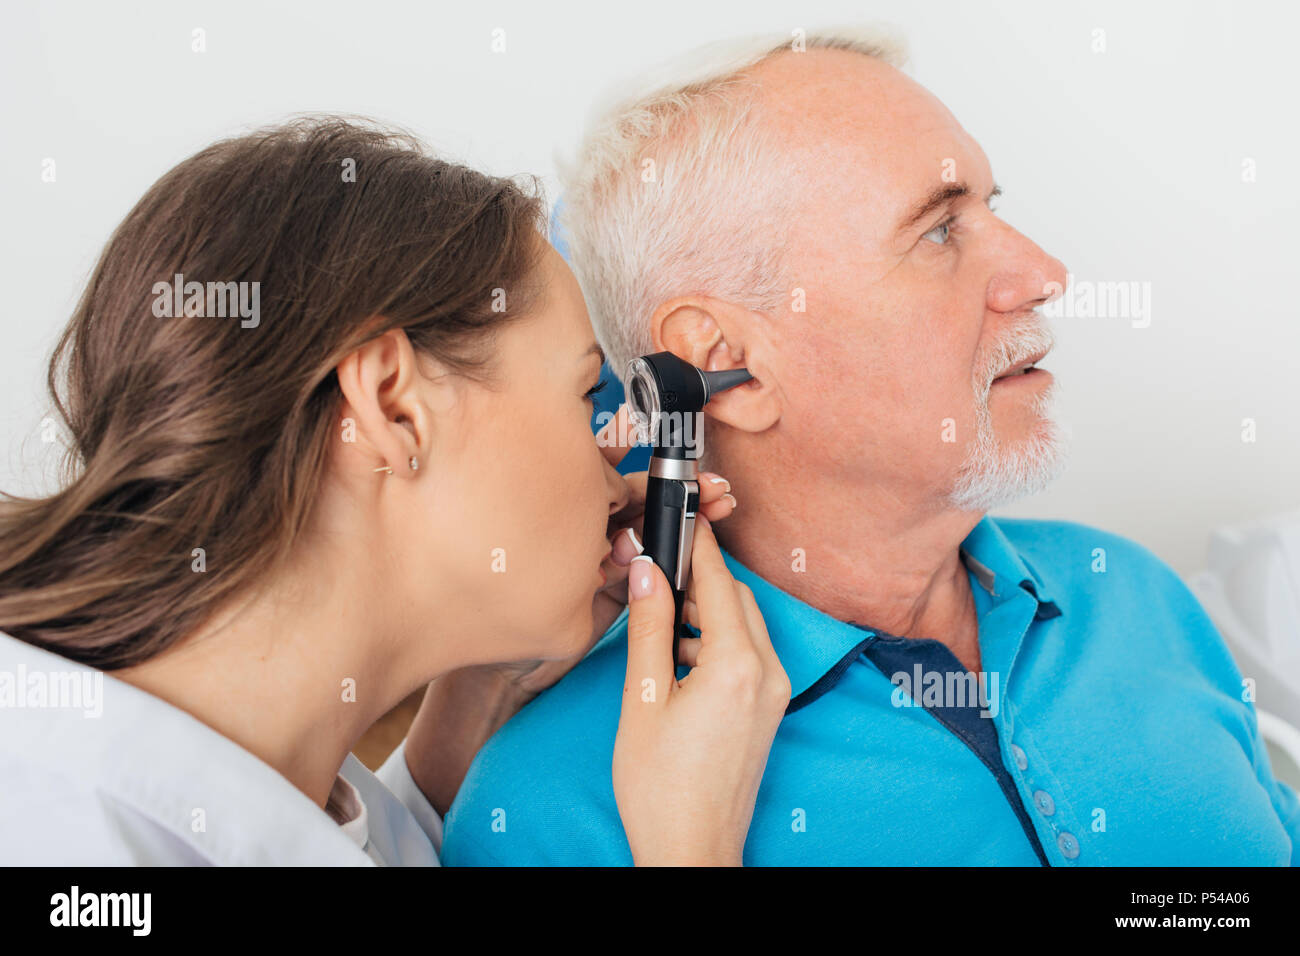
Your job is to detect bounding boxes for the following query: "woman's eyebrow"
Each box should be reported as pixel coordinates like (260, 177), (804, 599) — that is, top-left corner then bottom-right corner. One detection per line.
(580, 342), (607, 366)
(894, 182), (1002, 236)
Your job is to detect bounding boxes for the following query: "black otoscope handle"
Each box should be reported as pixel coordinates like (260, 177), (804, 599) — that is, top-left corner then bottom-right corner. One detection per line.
(640, 471), (700, 665)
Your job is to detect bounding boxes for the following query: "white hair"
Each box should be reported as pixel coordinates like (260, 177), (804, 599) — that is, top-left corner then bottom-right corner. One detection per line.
(947, 320), (1072, 512)
(557, 25), (910, 396)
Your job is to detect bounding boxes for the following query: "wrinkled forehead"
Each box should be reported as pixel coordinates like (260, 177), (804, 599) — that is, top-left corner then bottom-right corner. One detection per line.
(750, 49), (984, 245)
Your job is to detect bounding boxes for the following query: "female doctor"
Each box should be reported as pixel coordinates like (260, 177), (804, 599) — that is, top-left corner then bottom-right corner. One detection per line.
(0, 116), (790, 865)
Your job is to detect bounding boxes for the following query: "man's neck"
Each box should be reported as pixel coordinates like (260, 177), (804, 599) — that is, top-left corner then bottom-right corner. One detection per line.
(715, 469), (985, 670)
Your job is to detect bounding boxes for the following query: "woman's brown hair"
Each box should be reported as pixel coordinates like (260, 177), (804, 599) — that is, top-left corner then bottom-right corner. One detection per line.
(0, 115), (548, 669)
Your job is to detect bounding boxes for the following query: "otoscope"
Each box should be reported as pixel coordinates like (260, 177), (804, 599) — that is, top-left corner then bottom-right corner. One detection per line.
(624, 351), (753, 660)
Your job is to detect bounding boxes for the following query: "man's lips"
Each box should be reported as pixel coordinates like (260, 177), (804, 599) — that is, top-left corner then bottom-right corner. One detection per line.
(992, 349), (1050, 382)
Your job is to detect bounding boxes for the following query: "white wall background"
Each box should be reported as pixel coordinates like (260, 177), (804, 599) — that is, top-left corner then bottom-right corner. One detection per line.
(2, 0), (1296, 575)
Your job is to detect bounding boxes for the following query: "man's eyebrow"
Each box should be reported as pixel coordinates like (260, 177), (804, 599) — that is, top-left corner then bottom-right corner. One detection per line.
(894, 181), (1002, 236)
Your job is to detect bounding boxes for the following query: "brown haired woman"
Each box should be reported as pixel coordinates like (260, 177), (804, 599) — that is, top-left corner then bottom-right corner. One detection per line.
(0, 116), (789, 866)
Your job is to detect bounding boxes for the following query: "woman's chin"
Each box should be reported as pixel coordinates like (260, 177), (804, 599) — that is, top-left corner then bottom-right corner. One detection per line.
(522, 596), (601, 663)
(552, 607), (596, 658)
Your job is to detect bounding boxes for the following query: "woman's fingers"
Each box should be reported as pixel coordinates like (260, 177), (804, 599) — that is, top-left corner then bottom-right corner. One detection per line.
(610, 526), (644, 567)
(676, 596), (704, 666)
(696, 472), (736, 523)
(696, 472), (733, 505)
(676, 634), (701, 668)
(620, 555), (676, 714)
(610, 471), (734, 561)
(610, 473), (732, 569)
(683, 596), (700, 629)
(699, 496), (737, 523)
(681, 515), (750, 653)
(736, 583), (787, 699)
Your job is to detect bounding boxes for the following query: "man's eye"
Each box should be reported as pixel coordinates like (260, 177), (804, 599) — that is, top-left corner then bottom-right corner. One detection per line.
(922, 218), (953, 245)
(584, 379), (609, 403)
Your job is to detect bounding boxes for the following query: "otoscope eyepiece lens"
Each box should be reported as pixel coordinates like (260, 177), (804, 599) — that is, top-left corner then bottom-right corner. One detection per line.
(630, 377), (650, 413)
(626, 356), (662, 446)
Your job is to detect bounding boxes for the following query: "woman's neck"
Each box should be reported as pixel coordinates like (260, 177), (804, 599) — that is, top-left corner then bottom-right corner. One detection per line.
(113, 553), (431, 808)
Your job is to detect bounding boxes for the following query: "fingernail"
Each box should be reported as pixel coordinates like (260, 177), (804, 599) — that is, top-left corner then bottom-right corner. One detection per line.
(723, 493), (737, 509)
(612, 526), (643, 566)
(629, 555), (656, 598)
(703, 473), (730, 492)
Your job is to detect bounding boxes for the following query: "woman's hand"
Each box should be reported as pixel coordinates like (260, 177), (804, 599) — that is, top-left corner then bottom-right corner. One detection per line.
(612, 513), (791, 867)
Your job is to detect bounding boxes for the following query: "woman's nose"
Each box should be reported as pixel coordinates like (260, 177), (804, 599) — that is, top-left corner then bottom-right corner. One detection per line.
(606, 459), (630, 515)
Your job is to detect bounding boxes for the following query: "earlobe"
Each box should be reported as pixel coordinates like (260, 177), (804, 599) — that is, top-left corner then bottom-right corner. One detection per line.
(334, 328), (436, 472)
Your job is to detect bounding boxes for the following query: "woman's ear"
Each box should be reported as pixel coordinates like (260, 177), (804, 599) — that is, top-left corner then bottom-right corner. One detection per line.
(653, 296), (782, 434)
(335, 327), (441, 475)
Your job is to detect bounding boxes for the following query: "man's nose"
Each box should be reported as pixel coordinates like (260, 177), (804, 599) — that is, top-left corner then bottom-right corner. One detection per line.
(985, 224), (1068, 314)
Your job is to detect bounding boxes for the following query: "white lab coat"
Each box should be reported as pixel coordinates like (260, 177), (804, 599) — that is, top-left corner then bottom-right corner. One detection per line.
(0, 630), (442, 865)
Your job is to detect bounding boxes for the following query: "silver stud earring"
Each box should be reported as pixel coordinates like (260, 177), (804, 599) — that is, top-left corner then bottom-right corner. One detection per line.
(409, 455), (419, 472)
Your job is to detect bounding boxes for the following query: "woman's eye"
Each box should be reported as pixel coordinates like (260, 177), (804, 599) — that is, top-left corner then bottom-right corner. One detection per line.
(921, 218), (953, 245)
(584, 379), (609, 403)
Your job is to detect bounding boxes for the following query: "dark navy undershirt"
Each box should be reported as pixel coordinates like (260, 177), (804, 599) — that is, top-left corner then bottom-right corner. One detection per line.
(786, 626), (1052, 867)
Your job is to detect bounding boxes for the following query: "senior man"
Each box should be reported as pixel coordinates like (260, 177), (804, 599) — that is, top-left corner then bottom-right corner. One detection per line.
(440, 28), (1299, 865)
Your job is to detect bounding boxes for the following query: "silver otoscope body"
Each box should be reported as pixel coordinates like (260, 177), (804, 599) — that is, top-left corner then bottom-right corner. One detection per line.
(624, 352), (753, 659)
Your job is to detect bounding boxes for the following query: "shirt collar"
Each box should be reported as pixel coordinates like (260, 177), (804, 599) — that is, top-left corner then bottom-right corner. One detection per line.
(716, 514), (1062, 704)
(958, 515), (1061, 613)
(0, 630), (375, 865)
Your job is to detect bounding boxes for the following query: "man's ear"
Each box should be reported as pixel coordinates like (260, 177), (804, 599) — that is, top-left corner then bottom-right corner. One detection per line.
(334, 327), (444, 475)
(652, 296), (781, 433)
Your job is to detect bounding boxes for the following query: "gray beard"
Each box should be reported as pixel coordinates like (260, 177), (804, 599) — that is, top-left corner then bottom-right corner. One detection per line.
(947, 375), (1071, 513)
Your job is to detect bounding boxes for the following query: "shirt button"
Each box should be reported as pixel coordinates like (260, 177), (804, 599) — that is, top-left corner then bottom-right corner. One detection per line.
(1032, 789), (1055, 816)
(1011, 745), (1028, 770)
(1057, 831), (1080, 859)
